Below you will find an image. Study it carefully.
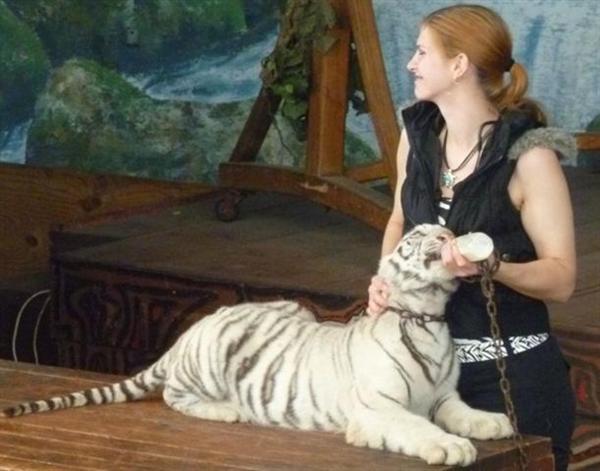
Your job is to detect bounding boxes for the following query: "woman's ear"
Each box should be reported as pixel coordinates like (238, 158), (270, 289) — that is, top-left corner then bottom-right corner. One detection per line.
(452, 52), (470, 82)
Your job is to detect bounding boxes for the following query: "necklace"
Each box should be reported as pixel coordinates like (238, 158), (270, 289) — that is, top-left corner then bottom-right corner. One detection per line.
(440, 131), (480, 189)
(440, 121), (496, 189)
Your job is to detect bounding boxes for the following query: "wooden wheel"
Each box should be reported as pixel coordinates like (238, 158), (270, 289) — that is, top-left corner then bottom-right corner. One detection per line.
(214, 190), (243, 222)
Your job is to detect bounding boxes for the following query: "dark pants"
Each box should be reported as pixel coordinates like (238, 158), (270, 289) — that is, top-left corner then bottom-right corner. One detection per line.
(458, 337), (575, 471)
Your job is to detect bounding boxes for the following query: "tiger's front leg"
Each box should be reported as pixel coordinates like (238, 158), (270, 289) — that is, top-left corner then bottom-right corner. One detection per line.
(345, 404), (477, 466)
(432, 391), (513, 440)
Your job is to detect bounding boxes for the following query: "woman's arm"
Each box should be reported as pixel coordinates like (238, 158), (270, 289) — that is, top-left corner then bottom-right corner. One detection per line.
(496, 147), (576, 302)
(368, 129), (410, 315)
(381, 128), (410, 256)
(443, 147), (576, 303)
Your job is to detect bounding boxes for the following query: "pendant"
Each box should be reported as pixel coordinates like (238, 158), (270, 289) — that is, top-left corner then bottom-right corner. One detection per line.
(441, 169), (456, 189)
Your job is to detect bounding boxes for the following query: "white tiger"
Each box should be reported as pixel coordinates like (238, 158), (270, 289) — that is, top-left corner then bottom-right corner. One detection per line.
(2, 223), (512, 466)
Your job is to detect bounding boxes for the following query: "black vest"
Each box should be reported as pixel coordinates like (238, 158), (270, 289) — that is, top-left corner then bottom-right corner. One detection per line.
(401, 101), (550, 339)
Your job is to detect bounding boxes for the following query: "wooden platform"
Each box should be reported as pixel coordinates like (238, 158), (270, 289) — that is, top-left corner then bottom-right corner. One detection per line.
(0, 360), (554, 470)
(43, 166), (600, 469)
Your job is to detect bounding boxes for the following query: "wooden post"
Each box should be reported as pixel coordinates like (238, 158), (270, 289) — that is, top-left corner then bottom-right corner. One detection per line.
(305, 0), (351, 177)
(229, 87), (281, 163)
(346, 0), (400, 188)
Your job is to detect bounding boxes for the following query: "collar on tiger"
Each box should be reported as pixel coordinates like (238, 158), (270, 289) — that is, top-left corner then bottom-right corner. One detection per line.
(386, 306), (447, 323)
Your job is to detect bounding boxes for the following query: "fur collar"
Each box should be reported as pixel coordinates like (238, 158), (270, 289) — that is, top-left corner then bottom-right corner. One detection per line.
(507, 127), (577, 164)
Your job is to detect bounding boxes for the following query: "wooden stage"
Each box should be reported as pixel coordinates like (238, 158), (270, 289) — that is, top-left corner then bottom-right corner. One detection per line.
(0, 360), (553, 470)
(4, 166), (596, 469)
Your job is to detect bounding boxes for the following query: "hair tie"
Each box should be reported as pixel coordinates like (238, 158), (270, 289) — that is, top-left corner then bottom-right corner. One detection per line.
(506, 58), (515, 72)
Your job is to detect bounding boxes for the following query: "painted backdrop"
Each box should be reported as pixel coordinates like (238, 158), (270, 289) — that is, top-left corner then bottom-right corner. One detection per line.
(0, 0), (598, 182)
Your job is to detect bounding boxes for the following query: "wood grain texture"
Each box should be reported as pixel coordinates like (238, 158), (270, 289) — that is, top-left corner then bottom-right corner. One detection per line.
(344, 160), (387, 182)
(0, 360), (553, 470)
(575, 132), (600, 151)
(219, 162), (392, 230)
(346, 0), (400, 187)
(0, 163), (211, 279)
(570, 416), (600, 470)
(229, 87), (281, 163)
(306, 0), (350, 177)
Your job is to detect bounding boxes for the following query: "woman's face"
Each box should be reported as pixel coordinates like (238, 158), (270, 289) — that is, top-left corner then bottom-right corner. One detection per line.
(406, 26), (455, 102)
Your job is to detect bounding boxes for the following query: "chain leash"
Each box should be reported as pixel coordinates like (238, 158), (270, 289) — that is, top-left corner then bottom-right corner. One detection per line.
(479, 258), (529, 471)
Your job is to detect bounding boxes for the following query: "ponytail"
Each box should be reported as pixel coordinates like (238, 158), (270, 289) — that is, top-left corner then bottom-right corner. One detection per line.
(493, 62), (547, 125)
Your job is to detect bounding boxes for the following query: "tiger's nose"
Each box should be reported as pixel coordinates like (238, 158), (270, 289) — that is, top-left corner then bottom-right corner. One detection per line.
(436, 233), (452, 243)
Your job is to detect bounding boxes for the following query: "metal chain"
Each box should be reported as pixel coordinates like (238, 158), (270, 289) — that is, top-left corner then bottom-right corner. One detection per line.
(479, 260), (529, 471)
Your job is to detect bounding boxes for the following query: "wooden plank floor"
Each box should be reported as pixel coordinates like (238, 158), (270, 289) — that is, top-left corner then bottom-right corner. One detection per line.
(0, 360), (553, 470)
(53, 190), (382, 298)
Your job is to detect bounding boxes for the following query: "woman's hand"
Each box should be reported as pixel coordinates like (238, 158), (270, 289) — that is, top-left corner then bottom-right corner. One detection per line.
(367, 275), (390, 316)
(440, 239), (482, 277)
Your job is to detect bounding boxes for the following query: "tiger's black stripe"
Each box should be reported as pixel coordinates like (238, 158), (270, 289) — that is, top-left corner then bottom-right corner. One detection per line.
(355, 389), (375, 411)
(284, 368), (300, 426)
(282, 324), (315, 426)
(326, 412), (343, 429)
(236, 318), (292, 416)
(246, 387), (257, 416)
(371, 336), (413, 401)
(398, 320), (441, 384)
(180, 353), (218, 400)
(308, 373), (320, 413)
(437, 339), (456, 386)
(312, 417), (324, 430)
(119, 380), (136, 401)
(377, 390), (406, 407)
(429, 394), (452, 420)
(260, 355), (284, 420)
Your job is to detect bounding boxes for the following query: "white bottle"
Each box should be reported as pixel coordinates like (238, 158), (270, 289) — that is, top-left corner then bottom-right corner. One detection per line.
(455, 232), (494, 262)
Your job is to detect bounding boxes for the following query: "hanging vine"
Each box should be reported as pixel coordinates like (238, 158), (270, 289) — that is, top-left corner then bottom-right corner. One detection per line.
(260, 0), (336, 140)
(260, 0), (368, 142)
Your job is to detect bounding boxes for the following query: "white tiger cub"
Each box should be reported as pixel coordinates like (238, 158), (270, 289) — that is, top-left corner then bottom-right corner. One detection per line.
(2, 224), (512, 466)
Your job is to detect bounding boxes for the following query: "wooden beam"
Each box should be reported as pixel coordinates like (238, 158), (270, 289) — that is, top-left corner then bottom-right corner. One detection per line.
(576, 132), (600, 151)
(229, 87), (281, 162)
(220, 162), (392, 230)
(305, 0), (351, 177)
(345, 0), (400, 189)
(0, 163), (211, 279)
(344, 160), (387, 182)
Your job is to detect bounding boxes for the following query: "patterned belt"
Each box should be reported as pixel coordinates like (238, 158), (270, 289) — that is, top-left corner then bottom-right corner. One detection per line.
(454, 333), (550, 364)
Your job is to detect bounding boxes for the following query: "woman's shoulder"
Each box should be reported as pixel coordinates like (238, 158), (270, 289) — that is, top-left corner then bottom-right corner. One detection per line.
(398, 101), (442, 133)
(507, 127), (577, 164)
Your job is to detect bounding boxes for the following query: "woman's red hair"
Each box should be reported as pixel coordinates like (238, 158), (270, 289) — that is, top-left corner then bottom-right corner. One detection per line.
(423, 4), (547, 124)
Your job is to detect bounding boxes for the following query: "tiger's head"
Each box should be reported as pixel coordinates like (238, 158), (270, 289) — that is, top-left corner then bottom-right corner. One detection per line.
(377, 224), (459, 302)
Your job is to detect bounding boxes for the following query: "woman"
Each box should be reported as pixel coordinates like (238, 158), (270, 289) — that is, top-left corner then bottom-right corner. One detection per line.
(368, 5), (576, 470)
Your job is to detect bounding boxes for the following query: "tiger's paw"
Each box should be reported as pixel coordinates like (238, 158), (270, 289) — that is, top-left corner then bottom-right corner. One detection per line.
(447, 411), (513, 440)
(172, 401), (242, 423)
(345, 422), (386, 450)
(417, 434), (477, 466)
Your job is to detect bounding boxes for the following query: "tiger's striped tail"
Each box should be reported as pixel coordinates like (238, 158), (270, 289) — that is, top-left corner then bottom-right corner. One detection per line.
(2, 359), (167, 418)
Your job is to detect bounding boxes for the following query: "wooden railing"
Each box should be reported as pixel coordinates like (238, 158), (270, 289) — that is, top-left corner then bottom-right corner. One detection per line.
(575, 132), (600, 151)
